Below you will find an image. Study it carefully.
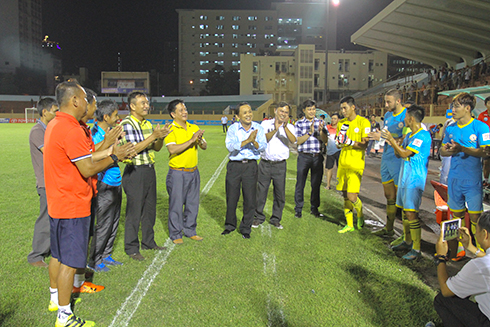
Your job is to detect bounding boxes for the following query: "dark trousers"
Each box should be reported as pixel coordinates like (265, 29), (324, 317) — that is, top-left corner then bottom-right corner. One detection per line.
(225, 160), (258, 234)
(122, 165), (157, 255)
(89, 182), (122, 266)
(255, 160), (287, 224)
(166, 169), (200, 241)
(27, 187), (51, 263)
(434, 292), (490, 327)
(294, 153), (324, 213)
(222, 123), (228, 133)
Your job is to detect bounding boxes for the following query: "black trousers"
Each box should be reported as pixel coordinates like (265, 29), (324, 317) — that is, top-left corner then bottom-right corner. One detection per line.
(122, 165), (158, 255)
(225, 160), (258, 234)
(434, 292), (490, 327)
(89, 182), (122, 266)
(255, 160), (287, 224)
(222, 123), (228, 133)
(294, 152), (324, 213)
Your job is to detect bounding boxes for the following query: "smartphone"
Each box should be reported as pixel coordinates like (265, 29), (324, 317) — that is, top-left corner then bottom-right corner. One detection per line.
(441, 218), (461, 241)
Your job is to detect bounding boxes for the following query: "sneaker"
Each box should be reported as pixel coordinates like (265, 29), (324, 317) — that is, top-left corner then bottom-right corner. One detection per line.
(357, 216), (364, 229)
(295, 211), (302, 218)
(390, 235), (404, 247)
(270, 221), (283, 229)
(391, 241), (412, 251)
(55, 313), (95, 327)
(48, 300), (58, 312)
(338, 225), (355, 234)
(102, 255), (123, 266)
(73, 281), (105, 294)
(402, 249), (421, 260)
(452, 250), (466, 262)
(252, 219), (261, 228)
(372, 228), (395, 237)
(173, 238), (184, 244)
(87, 262), (109, 272)
(189, 235), (203, 241)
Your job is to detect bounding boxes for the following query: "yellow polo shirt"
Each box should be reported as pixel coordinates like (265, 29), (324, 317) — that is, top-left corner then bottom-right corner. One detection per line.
(165, 121), (200, 168)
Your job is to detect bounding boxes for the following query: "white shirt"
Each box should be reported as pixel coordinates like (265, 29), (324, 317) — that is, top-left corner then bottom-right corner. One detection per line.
(260, 119), (295, 161)
(446, 253), (490, 320)
(221, 116), (228, 124)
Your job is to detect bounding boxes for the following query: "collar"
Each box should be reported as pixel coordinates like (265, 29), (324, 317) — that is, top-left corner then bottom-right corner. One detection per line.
(130, 114), (145, 125)
(38, 119), (47, 130)
(56, 111), (79, 125)
(393, 107), (406, 117)
(171, 120), (189, 129)
(238, 121), (255, 131)
(457, 117), (473, 128)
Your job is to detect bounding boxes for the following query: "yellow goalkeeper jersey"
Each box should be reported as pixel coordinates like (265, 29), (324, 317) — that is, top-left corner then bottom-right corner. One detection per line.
(336, 115), (371, 170)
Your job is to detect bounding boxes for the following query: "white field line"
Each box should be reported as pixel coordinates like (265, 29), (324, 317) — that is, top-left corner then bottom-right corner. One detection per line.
(262, 209), (286, 325)
(108, 154), (228, 327)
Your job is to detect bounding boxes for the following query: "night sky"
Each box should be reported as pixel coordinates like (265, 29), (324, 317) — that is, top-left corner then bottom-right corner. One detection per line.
(42, 0), (393, 79)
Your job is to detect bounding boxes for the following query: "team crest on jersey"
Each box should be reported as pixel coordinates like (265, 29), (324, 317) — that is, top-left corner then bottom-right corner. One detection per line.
(485, 117), (488, 121)
(483, 133), (490, 141)
(354, 127), (359, 133)
(364, 127), (370, 134)
(470, 134), (477, 141)
(398, 122), (404, 128)
(413, 139), (423, 147)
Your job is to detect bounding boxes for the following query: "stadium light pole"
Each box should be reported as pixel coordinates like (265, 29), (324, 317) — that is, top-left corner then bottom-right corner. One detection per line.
(324, 0), (340, 105)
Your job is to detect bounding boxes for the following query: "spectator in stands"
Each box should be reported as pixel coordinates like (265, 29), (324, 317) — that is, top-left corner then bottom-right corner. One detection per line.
(433, 211), (490, 327)
(440, 92), (490, 252)
(27, 97), (58, 268)
(477, 96), (490, 189)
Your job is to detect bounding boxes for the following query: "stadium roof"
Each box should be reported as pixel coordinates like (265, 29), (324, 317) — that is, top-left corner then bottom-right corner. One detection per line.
(351, 0), (490, 69)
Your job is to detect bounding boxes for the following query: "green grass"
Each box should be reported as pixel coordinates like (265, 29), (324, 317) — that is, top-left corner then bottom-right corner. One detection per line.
(0, 124), (440, 326)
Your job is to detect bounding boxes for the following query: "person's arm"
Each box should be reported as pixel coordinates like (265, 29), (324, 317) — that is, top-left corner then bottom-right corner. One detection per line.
(297, 121), (315, 145)
(284, 123), (297, 143)
(94, 125), (124, 152)
(265, 120), (279, 142)
(255, 126), (267, 152)
(443, 140), (486, 158)
(167, 130), (203, 155)
(351, 136), (369, 150)
(382, 130), (413, 158)
(123, 122), (170, 154)
(459, 227), (486, 258)
(318, 121), (329, 144)
(435, 230), (456, 297)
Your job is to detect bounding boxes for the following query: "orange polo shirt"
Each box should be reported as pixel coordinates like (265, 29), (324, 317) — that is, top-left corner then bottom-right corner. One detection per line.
(44, 112), (93, 218)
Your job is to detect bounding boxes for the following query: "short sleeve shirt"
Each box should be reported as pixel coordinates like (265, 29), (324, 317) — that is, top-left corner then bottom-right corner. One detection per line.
(337, 115), (371, 170)
(120, 115), (155, 165)
(44, 112), (93, 219)
(447, 254), (490, 320)
(398, 128), (431, 189)
(443, 118), (490, 182)
(165, 121), (200, 169)
(326, 124), (340, 156)
(383, 108), (407, 161)
(91, 122), (121, 186)
(478, 111), (490, 129)
(260, 119), (295, 161)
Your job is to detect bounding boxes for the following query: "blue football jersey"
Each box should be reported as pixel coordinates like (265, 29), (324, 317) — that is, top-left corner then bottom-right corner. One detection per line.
(443, 118), (490, 181)
(397, 128), (431, 189)
(383, 107), (407, 161)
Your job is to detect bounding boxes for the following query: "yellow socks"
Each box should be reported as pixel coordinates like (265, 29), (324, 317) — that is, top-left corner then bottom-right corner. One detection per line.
(408, 218), (421, 251)
(386, 199), (396, 231)
(344, 199), (354, 228)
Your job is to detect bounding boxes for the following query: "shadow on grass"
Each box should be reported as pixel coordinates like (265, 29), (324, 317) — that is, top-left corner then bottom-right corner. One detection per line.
(200, 193), (227, 228)
(343, 263), (438, 326)
(156, 190), (170, 238)
(0, 305), (15, 326)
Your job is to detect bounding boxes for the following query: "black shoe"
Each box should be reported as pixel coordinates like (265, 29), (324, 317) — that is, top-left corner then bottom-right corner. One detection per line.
(252, 219), (261, 228)
(295, 212), (302, 218)
(142, 245), (167, 251)
(242, 233), (250, 239)
(221, 229), (232, 235)
(310, 211), (324, 218)
(129, 253), (145, 261)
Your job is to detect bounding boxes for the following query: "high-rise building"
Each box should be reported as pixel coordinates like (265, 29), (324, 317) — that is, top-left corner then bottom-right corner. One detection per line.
(177, 1), (338, 96)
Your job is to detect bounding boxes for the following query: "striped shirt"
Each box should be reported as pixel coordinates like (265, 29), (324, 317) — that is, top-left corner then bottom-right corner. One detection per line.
(120, 115), (156, 165)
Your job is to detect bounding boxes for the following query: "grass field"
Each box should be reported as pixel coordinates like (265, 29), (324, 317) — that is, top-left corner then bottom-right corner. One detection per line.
(0, 123), (440, 326)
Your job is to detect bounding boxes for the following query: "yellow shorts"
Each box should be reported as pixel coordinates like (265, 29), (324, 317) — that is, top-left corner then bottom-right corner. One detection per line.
(336, 167), (364, 193)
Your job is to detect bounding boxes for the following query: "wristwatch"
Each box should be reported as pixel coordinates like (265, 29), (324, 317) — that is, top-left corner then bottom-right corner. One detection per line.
(110, 154), (119, 164)
(434, 254), (448, 266)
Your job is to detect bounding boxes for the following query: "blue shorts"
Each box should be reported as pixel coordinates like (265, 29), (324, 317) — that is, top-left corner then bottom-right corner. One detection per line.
(396, 187), (423, 212)
(381, 156), (402, 186)
(50, 216), (90, 269)
(447, 178), (483, 214)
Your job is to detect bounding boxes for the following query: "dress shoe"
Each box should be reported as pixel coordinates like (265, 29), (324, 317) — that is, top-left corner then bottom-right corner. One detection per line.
(242, 233), (251, 239)
(189, 235), (203, 241)
(252, 219), (261, 228)
(29, 259), (48, 268)
(221, 229), (232, 235)
(173, 238), (184, 244)
(142, 245), (167, 251)
(295, 212), (302, 218)
(310, 211), (324, 218)
(129, 253), (145, 261)
(270, 221), (284, 229)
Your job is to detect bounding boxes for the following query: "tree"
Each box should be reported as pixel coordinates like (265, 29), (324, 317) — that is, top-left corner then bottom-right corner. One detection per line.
(204, 65), (239, 95)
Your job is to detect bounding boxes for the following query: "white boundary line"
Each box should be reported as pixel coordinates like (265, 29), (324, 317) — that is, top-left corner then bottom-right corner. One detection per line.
(108, 155), (228, 327)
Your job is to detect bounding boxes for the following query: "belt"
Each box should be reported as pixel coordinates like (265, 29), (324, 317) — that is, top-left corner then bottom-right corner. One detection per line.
(261, 159), (286, 164)
(230, 159), (257, 163)
(132, 163), (154, 168)
(170, 166), (197, 172)
(299, 152), (321, 157)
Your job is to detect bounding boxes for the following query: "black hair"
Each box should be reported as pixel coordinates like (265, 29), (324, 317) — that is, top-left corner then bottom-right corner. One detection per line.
(95, 100), (118, 122)
(339, 96), (355, 106)
(277, 101), (290, 110)
(478, 211), (490, 234)
(55, 81), (81, 107)
(237, 102), (251, 115)
(453, 92), (476, 111)
(302, 99), (316, 109)
(406, 105), (425, 123)
(385, 88), (402, 100)
(485, 96), (490, 106)
(330, 112), (339, 119)
(128, 91), (147, 106)
(36, 97), (58, 117)
(85, 88), (97, 105)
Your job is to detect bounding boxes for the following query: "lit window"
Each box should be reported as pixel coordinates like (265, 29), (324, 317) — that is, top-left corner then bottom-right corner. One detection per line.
(200, 15), (208, 20)
(232, 25), (240, 30)
(218, 52), (225, 57)
(233, 16), (241, 21)
(216, 16), (225, 21)
(216, 25), (224, 30)
(199, 25), (208, 30)
(248, 16), (257, 21)
(232, 61), (240, 66)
